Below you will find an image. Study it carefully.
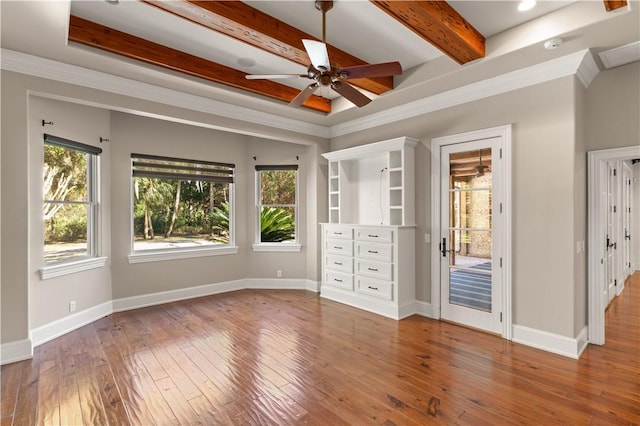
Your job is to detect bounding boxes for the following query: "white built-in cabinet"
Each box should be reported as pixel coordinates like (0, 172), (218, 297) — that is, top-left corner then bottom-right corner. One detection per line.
(321, 137), (418, 319)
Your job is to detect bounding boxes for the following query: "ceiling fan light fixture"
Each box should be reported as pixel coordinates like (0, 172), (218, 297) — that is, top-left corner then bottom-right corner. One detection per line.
(518, 0), (536, 12)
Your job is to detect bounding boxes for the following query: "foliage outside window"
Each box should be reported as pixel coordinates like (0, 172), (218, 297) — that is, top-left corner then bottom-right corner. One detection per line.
(256, 166), (298, 244)
(132, 154), (235, 253)
(44, 134), (101, 265)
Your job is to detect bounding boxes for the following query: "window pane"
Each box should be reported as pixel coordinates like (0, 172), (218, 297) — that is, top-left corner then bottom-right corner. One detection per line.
(260, 170), (296, 205)
(133, 178), (232, 251)
(44, 144), (88, 201)
(260, 206), (295, 243)
(44, 202), (89, 264)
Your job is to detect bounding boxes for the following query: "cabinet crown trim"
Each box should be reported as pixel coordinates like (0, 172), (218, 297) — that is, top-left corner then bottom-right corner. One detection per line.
(322, 137), (419, 161)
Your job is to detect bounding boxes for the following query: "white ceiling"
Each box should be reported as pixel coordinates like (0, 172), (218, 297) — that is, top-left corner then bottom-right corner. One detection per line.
(1, 0), (639, 127)
(68, 0), (576, 97)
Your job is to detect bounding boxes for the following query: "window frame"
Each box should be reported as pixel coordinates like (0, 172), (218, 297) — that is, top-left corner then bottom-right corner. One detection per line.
(128, 153), (238, 264)
(41, 134), (106, 279)
(253, 165), (301, 252)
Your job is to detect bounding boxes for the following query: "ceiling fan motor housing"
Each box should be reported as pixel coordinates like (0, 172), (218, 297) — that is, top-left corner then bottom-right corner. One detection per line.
(315, 1), (334, 13)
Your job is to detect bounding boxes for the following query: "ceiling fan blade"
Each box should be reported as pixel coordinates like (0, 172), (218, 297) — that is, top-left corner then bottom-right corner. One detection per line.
(302, 39), (330, 72)
(245, 74), (307, 80)
(337, 62), (402, 79)
(290, 82), (321, 107)
(331, 81), (371, 107)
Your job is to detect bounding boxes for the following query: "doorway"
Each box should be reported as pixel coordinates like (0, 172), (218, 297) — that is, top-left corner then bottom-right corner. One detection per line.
(587, 145), (640, 345)
(431, 125), (512, 338)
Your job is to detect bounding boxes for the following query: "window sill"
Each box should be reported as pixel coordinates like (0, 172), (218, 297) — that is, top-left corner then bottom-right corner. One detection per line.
(41, 256), (108, 280)
(128, 245), (239, 264)
(252, 243), (302, 253)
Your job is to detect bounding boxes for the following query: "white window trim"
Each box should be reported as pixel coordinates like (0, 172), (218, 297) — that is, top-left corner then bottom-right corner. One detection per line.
(254, 167), (300, 249)
(41, 256), (108, 280)
(43, 139), (102, 270)
(252, 243), (302, 252)
(128, 245), (239, 264)
(129, 156), (236, 261)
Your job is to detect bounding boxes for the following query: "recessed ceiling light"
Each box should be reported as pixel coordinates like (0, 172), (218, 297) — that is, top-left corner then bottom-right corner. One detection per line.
(518, 0), (536, 12)
(238, 58), (256, 68)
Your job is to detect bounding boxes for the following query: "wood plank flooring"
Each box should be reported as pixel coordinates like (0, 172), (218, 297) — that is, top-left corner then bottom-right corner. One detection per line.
(2, 271), (639, 425)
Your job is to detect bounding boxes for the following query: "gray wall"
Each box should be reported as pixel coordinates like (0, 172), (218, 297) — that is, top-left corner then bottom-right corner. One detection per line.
(0, 70), (327, 346)
(2, 60), (639, 350)
(332, 76), (579, 337)
(28, 97), (113, 329)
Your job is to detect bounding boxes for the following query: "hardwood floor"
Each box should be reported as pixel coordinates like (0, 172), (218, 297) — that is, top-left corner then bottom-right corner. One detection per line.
(2, 271), (639, 425)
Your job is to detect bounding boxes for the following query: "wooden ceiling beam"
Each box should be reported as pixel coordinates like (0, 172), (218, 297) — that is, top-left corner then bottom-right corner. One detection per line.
(142, 0), (394, 95)
(369, 1), (485, 65)
(68, 16), (331, 113)
(602, 0), (628, 11)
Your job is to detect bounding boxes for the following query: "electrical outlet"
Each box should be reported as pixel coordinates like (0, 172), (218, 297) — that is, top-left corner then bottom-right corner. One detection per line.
(277, 270), (282, 277)
(69, 301), (76, 313)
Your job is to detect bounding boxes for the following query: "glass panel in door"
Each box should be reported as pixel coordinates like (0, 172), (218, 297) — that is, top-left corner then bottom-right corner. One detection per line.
(448, 148), (493, 313)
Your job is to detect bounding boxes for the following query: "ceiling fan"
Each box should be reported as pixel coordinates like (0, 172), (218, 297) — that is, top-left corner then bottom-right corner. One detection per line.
(245, 0), (402, 108)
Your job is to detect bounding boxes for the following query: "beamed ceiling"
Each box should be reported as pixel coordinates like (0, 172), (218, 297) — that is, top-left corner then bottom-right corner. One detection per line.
(61, 0), (629, 114)
(68, 0), (490, 113)
(1, 0), (637, 124)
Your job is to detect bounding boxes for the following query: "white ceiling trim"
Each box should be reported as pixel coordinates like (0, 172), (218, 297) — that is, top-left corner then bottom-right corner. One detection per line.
(598, 41), (640, 69)
(2, 48), (599, 141)
(331, 49), (598, 138)
(0, 48), (330, 139)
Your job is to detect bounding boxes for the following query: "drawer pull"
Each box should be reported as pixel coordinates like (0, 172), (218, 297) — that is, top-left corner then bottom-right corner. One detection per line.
(334, 246), (343, 250)
(334, 262), (343, 266)
(334, 278), (343, 283)
(368, 286), (379, 291)
(333, 232), (343, 235)
(367, 250), (379, 254)
(368, 234), (379, 238)
(367, 267), (379, 272)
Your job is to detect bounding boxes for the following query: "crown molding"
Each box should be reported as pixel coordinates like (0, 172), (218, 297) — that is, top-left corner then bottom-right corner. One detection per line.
(576, 50), (600, 88)
(2, 48), (599, 141)
(598, 40), (640, 69)
(331, 49), (597, 137)
(0, 49), (330, 139)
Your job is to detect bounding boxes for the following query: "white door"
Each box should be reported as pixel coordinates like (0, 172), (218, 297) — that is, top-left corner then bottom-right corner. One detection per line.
(440, 138), (503, 334)
(605, 162), (617, 304)
(622, 163), (632, 280)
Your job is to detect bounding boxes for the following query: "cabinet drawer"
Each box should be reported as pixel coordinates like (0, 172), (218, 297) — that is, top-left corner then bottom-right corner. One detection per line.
(356, 227), (393, 243)
(356, 241), (392, 262)
(357, 277), (393, 301)
(325, 271), (354, 291)
(325, 239), (353, 256)
(356, 259), (393, 281)
(325, 254), (353, 274)
(324, 225), (354, 240)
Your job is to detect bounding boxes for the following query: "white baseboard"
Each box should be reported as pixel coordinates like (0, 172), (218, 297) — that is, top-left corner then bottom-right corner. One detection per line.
(113, 279), (245, 312)
(0, 277), (320, 365)
(30, 301), (114, 348)
(0, 338), (33, 365)
(409, 301), (431, 318)
(512, 324), (588, 359)
(245, 278), (319, 292)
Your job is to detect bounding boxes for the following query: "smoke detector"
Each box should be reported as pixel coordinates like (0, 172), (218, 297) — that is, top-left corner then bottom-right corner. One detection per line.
(544, 38), (563, 50)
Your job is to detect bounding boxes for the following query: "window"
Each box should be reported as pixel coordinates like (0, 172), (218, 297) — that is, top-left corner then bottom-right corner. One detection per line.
(254, 165), (299, 251)
(43, 134), (101, 265)
(130, 154), (236, 260)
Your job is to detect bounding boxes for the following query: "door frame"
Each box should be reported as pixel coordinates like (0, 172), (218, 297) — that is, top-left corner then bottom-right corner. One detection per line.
(430, 124), (513, 339)
(587, 145), (640, 345)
